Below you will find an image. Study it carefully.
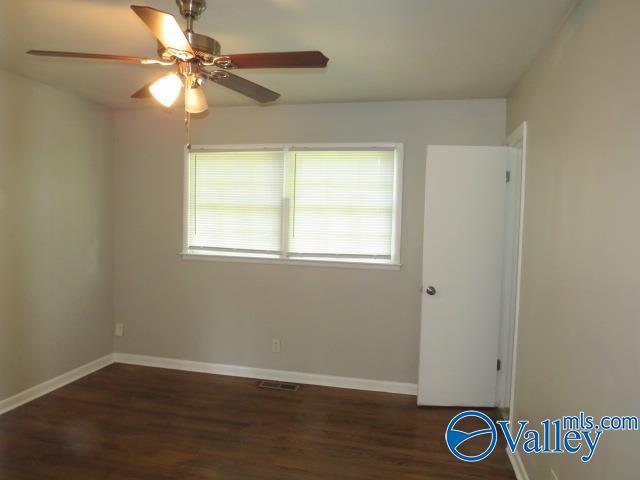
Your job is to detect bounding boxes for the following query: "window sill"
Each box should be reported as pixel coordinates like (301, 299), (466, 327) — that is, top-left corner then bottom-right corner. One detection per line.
(179, 250), (402, 270)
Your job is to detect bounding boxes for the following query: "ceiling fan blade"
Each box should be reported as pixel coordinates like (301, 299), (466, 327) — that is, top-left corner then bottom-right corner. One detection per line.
(203, 70), (280, 103)
(214, 51), (329, 69)
(27, 50), (172, 65)
(130, 5), (193, 57)
(131, 81), (154, 98)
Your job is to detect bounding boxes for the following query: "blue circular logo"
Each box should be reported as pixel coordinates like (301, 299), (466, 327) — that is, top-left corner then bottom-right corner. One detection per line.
(445, 410), (497, 462)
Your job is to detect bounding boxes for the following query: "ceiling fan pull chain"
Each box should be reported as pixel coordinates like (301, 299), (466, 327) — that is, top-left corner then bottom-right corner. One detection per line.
(185, 110), (192, 150)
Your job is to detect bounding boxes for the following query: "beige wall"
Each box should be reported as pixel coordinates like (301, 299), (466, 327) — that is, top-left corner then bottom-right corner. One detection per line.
(0, 69), (114, 400)
(508, 1), (639, 478)
(113, 99), (506, 383)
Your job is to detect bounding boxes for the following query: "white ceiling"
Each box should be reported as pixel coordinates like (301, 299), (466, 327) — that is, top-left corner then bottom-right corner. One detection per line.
(0, 0), (575, 109)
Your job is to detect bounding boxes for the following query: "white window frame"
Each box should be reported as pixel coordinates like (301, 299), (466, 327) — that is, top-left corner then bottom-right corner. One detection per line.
(181, 143), (403, 270)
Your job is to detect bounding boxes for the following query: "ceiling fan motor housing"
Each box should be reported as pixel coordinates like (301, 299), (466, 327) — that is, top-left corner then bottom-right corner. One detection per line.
(165, 0), (219, 64)
(156, 31), (220, 64)
(186, 31), (221, 64)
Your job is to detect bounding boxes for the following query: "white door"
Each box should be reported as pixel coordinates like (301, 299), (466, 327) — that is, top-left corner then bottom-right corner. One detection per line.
(418, 146), (508, 407)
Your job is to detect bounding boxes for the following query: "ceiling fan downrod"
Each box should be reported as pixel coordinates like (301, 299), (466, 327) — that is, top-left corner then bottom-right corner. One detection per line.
(176, 0), (207, 31)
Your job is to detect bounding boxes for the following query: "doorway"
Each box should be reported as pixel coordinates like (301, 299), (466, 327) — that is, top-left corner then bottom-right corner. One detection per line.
(496, 123), (527, 418)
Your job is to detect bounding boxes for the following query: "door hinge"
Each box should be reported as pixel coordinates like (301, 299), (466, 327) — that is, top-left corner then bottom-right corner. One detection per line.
(497, 359), (502, 371)
(506, 170), (511, 183)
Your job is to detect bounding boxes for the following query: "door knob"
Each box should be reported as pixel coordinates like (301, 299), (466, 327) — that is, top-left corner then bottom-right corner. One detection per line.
(425, 286), (436, 296)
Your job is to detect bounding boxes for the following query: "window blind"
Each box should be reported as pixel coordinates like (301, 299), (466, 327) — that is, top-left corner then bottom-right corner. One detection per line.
(185, 146), (400, 265)
(187, 150), (283, 253)
(288, 150), (395, 258)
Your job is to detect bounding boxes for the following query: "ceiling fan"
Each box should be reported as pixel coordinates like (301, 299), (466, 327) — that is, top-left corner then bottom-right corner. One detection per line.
(27, 0), (329, 114)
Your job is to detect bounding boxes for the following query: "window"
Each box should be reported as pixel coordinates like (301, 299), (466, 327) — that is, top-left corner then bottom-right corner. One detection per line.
(183, 144), (402, 268)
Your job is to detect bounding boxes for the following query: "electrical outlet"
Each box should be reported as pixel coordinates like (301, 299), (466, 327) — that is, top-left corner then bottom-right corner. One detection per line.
(550, 468), (559, 480)
(114, 323), (124, 337)
(271, 338), (281, 353)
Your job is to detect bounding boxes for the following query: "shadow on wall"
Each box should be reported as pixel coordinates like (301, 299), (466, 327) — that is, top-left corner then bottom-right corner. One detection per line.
(0, 72), (113, 400)
(0, 81), (38, 399)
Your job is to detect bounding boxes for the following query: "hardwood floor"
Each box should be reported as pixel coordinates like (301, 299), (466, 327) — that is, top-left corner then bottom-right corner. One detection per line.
(0, 364), (515, 479)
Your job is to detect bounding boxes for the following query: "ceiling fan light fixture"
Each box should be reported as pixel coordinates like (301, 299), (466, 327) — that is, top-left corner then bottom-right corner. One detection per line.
(149, 73), (183, 107)
(185, 84), (208, 113)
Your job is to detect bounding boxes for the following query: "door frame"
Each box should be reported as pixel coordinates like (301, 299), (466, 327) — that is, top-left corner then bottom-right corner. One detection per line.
(503, 122), (528, 422)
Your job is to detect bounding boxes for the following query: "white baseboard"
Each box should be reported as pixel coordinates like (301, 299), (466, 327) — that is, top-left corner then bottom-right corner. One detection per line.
(114, 353), (418, 395)
(506, 448), (530, 480)
(0, 354), (114, 416)
(0, 352), (416, 416)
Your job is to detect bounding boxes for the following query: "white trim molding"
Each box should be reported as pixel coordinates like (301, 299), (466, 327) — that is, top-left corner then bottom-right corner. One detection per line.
(506, 121), (528, 426)
(180, 251), (401, 270)
(114, 353), (418, 395)
(0, 354), (114, 416)
(506, 448), (531, 480)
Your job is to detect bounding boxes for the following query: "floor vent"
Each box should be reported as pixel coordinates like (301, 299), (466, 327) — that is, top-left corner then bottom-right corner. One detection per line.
(258, 380), (300, 391)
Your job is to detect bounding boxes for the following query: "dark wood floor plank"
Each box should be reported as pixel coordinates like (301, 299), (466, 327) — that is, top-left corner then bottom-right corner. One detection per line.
(0, 363), (515, 479)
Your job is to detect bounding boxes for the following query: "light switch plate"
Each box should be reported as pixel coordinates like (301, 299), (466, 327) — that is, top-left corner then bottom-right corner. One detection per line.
(114, 323), (124, 337)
